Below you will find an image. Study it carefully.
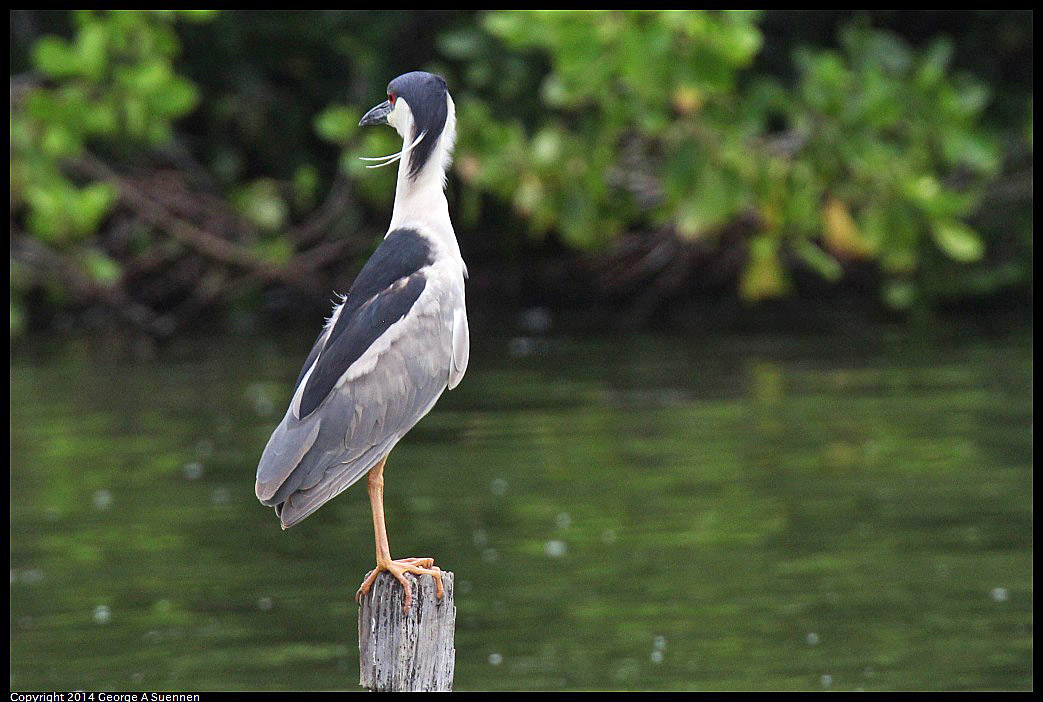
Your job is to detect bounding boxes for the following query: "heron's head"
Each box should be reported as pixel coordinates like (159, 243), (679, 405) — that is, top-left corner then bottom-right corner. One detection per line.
(359, 71), (456, 180)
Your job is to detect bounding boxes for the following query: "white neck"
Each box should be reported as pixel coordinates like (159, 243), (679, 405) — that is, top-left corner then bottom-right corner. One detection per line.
(389, 153), (451, 233)
(387, 95), (460, 264)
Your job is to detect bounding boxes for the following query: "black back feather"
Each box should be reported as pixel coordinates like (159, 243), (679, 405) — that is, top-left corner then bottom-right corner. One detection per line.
(298, 229), (434, 418)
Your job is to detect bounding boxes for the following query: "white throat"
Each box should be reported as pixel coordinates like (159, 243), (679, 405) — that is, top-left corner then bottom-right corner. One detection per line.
(387, 95), (458, 256)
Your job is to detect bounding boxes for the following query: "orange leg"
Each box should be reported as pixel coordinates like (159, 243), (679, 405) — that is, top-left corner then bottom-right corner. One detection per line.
(355, 456), (444, 611)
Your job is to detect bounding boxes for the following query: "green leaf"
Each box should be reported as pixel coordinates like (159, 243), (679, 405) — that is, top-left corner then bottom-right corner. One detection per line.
(75, 22), (108, 81)
(40, 125), (82, 158)
(32, 37), (81, 78)
(81, 249), (121, 286)
(917, 38), (952, 87)
(941, 130), (1000, 175)
(794, 240), (843, 281)
(315, 105), (359, 144)
(530, 128), (564, 167)
(932, 220), (985, 263)
(150, 78), (199, 118)
(75, 183), (118, 232)
(24, 183), (68, 242)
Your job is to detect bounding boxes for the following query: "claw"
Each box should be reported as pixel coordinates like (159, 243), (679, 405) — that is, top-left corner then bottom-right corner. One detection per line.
(356, 557), (444, 611)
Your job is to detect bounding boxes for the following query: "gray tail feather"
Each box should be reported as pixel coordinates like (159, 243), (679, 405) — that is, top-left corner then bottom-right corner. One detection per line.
(255, 415), (323, 504)
(272, 436), (399, 528)
(274, 449), (385, 529)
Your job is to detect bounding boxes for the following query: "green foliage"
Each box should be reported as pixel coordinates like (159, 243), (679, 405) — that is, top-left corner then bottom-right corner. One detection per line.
(778, 27), (1001, 306)
(10, 10), (214, 328)
(21, 180), (118, 244)
(454, 11), (763, 249)
(9, 10), (1031, 335)
(446, 12), (1005, 307)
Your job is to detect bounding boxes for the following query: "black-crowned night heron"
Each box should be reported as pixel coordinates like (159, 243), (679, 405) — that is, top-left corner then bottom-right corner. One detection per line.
(255, 71), (468, 610)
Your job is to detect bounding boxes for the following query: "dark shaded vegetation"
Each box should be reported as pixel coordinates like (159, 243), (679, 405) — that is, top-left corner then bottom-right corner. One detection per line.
(9, 11), (1033, 340)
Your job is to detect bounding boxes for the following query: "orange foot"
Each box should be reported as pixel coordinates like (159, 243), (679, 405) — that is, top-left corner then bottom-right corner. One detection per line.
(356, 557), (444, 612)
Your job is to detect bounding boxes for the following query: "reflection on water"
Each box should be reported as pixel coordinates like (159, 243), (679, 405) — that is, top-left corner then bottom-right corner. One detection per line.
(10, 323), (1032, 691)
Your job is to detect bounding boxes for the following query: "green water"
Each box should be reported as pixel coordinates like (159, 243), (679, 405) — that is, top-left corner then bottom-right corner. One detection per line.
(9, 322), (1033, 691)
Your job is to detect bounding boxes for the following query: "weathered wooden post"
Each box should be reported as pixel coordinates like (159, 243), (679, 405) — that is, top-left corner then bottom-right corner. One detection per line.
(358, 570), (456, 692)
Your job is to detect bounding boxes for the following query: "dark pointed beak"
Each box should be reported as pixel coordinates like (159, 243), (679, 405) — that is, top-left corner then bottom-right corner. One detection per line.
(359, 100), (393, 127)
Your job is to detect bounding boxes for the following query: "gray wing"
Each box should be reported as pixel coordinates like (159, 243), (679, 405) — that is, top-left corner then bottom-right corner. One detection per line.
(255, 277), (459, 529)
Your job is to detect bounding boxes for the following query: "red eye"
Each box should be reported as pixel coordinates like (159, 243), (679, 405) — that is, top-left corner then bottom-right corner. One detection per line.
(388, 93), (397, 106)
